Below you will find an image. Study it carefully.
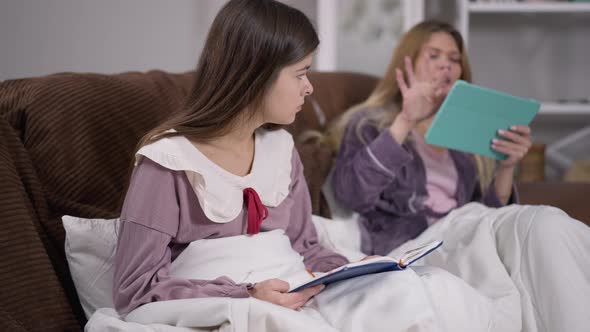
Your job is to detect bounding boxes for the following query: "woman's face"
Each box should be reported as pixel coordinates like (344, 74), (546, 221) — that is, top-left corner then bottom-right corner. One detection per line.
(414, 32), (463, 96)
(261, 53), (314, 125)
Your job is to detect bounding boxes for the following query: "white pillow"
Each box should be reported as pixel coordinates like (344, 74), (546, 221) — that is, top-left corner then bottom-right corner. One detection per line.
(63, 216), (119, 319)
(311, 215), (364, 262)
(61, 212), (362, 320)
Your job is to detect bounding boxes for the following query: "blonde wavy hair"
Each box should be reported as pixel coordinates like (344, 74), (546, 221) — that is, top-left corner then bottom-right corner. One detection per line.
(323, 20), (496, 193)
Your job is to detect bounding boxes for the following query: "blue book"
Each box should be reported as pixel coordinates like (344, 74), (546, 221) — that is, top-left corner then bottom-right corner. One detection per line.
(288, 240), (443, 293)
(425, 80), (540, 160)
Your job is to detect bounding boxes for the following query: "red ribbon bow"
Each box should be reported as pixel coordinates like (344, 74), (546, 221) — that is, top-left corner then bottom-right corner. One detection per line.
(243, 187), (269, 235)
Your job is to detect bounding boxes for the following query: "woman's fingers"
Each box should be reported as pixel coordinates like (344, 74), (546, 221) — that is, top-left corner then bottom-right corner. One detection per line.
(396, 68), (409, 95)
(491, 139), (529, 161)
(510, 125), (531, 135)
(491, 138), (528, 153)
(404, 56), (417, 85)
(493, 126), (533, 166)
(398, 55), (441, 100)
(498, 128), (531, 148)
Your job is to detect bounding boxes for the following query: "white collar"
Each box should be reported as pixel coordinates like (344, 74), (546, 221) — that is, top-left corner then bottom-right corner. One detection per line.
(136, 128), (293, 223)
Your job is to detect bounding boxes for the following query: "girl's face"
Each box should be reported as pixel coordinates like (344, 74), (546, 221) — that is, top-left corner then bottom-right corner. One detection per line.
(414, 32), (463, 96)
(261, 53), (314, 125)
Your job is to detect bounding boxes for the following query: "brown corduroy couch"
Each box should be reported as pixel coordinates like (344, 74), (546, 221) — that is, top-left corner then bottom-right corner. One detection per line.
(1, 70), (588, 331)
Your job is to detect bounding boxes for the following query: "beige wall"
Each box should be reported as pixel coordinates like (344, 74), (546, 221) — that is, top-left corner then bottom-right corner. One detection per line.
(0, 0), (213, 79)
(0, 0), (321, 80)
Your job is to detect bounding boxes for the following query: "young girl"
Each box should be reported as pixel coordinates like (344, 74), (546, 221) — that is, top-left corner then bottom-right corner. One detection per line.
(109, 4), (503, 332)
(327, 20), (590, 331)
(111, 0), (341, 315)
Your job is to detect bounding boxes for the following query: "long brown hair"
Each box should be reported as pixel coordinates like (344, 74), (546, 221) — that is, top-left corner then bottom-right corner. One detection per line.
(138, 0), (319, 148)
(325, 20), (496, 193)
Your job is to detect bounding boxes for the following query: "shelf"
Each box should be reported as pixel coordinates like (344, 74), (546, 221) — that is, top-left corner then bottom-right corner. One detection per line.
(469, 2), (590, 13)
(539, 102), (590, 114)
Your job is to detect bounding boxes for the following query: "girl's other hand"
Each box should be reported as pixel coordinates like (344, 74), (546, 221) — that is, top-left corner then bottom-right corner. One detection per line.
(248, 278), (324, 310)
(492, 125), (532, 169)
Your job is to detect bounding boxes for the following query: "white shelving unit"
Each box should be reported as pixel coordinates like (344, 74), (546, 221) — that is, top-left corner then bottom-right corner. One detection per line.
(314, 0), (425, 72)
(540, 102), (590, 115)
(468, 1), (590, 13)
(458, 0), (590, 113)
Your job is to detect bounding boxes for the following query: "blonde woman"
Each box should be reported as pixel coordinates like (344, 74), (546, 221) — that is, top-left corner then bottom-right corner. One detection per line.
(327, 20), (590, 332)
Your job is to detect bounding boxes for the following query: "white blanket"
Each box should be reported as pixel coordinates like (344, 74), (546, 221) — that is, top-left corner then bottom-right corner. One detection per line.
(86, 228), (501, 331)
(86, 203), (590, 332)
(314, 202), (590, 332)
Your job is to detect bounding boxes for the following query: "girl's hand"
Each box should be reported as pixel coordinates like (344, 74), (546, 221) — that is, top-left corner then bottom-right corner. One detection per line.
(492, 125), (532, 169)
(248, 278), (324, 310)
(395, 56), (445, 127)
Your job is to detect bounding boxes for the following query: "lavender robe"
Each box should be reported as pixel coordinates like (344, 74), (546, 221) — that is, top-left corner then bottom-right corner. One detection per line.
(113, 148), (348, 315)
(331, 108), (517, 256)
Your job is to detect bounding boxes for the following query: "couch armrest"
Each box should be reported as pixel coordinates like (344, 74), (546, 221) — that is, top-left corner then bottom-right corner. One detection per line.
(518, 181), (590, 226)
(0, 116), (81, 330)
(0, 310), (28, 332)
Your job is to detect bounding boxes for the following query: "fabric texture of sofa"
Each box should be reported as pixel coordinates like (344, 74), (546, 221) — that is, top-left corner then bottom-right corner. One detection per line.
(1, 70), (588, 331)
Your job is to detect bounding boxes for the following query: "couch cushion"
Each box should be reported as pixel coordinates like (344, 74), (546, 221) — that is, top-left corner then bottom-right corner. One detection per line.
(2, 70), (195, 258)
(0, 70), (195, 328)
(2, 70), (195, 218)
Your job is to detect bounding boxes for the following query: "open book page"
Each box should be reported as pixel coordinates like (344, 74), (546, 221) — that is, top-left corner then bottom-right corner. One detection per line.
(397, 240), (443, 267)
(288, 240), (442, 293)
(327, 255), (397, 271)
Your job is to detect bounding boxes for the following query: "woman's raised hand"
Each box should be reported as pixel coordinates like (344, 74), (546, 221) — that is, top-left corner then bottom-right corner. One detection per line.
(395, 56), (445, 127)
(248, 278), (324, 310)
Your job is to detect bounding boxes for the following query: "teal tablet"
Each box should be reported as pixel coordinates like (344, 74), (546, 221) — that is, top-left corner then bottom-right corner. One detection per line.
(424, 80), (540, 160)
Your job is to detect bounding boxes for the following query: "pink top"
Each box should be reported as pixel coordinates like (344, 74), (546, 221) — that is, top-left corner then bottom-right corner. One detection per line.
(412, 131), (458, 224)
